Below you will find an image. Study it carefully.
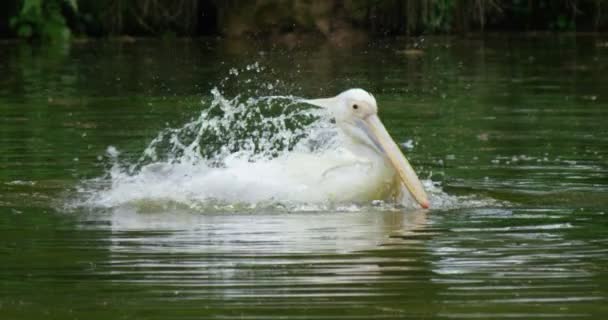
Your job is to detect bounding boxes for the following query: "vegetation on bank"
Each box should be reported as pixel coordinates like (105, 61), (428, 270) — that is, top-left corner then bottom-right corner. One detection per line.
(2, 0), (608, 42)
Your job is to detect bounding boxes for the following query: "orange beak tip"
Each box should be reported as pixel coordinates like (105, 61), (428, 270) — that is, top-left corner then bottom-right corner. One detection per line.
(421, 201), (430, 209)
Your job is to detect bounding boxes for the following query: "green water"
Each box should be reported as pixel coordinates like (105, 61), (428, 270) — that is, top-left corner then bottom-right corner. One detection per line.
(1, 35), (608, 319)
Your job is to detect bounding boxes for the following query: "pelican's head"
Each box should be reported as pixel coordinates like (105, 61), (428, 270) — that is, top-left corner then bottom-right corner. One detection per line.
(301, 88), (430, 209)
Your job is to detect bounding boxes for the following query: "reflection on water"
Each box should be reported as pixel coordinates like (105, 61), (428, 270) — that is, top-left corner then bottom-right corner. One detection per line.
(1, 35), (608, 319)
(431, 209), (607, 318)
(65, 207), (607, 319)
(101, 209), (430, 296)
(103, 208), (428, 254)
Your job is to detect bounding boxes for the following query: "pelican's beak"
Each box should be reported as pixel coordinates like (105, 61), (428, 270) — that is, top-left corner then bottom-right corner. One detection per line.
(360, 115), (430, 209)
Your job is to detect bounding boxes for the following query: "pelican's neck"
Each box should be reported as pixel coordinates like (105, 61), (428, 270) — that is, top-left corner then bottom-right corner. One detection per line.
(338, 126), (386, 165)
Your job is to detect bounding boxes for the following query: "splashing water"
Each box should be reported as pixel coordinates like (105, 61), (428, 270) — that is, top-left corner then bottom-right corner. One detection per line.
(75, 64), (497, 212)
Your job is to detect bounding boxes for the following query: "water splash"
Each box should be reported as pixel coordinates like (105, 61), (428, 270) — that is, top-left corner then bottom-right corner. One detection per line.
(134, 88), (323, 167)
(74, 64), (497, 212)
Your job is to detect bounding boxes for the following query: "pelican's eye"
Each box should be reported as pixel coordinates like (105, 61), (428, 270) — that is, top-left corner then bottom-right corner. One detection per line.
(352, 104), (359, 110)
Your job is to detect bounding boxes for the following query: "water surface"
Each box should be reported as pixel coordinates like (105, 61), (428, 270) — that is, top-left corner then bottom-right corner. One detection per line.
(1, 35), (607, 319)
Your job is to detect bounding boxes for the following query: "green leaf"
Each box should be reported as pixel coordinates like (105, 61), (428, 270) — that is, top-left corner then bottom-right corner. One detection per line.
(21, 0), (42, 15)
(17, 24), (33, 38)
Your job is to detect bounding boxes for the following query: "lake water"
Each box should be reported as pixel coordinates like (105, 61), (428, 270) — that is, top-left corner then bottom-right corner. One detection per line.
(1, 35), (607, 319)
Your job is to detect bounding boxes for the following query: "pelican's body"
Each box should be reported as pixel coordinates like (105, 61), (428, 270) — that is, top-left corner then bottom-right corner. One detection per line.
(276, 148), (402, 203)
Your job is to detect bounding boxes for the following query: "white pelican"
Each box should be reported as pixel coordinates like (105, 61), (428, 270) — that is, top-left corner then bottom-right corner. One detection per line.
(301, 88), (430, 209)
(90, 89), (431, 209)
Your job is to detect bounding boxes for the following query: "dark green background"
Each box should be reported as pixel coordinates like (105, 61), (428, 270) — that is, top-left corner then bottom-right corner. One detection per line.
(3, 0), (608, 41)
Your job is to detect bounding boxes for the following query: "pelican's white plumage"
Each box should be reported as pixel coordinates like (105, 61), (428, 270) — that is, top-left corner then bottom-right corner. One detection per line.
(301, 88), (430, 208)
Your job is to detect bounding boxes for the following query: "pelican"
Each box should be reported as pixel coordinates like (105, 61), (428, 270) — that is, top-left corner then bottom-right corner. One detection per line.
(301, 88), (430, 209)
(93, 89), (431, 209)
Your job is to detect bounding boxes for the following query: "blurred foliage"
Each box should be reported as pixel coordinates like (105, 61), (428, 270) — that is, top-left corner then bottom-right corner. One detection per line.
(9, 0), (77, 41)
(3, 0), (608, 40)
